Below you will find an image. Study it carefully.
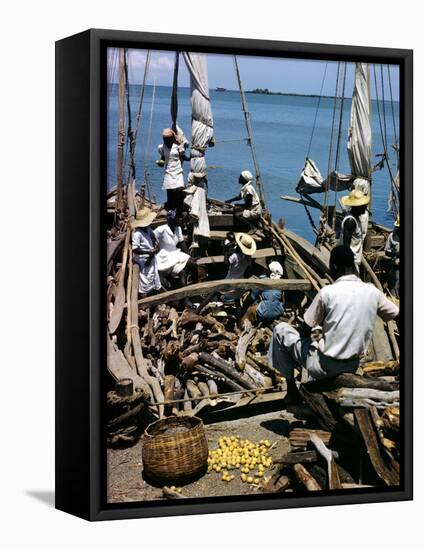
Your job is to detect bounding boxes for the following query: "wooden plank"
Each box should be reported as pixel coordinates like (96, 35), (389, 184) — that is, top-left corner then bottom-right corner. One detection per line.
(197, 247), (279, 265)
(354, 408), (400, 486)
(137, 278), (312, 308)
(298, 386), (338, 432)
(208, 230), (264, 242)
(208, 213), (235, 227)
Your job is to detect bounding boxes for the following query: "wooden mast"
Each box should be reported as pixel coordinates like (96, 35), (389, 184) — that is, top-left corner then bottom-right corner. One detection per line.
(233, 56), (266, 210)
(116, 48), (126, 209)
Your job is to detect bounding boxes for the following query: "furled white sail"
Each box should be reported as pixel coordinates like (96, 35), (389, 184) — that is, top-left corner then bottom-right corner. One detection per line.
(296, 158), (351, 195)
(347, 63), (372, 195)
(183, 52), (214, 239)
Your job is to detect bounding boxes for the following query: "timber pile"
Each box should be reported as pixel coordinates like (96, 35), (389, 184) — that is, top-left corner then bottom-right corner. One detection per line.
(263, 364), (401, 493)
(106, 219), (294, 445)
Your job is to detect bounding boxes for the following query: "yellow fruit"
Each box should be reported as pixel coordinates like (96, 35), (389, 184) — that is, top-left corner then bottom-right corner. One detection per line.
(247, 477), (253, 483)
(241, 473), (247, 482)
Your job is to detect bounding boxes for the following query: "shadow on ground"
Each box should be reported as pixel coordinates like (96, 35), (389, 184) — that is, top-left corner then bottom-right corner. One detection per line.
(26, 490), (55, 508)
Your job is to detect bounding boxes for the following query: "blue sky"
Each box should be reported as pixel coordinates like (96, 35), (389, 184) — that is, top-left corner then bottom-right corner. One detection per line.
(107, 48), (400, 101)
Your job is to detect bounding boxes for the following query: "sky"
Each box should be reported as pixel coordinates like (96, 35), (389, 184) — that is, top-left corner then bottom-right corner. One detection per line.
(107, 48), (400, 101)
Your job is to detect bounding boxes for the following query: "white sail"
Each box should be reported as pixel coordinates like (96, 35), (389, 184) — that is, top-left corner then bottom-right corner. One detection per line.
(347, 63), (372, 195)
(296, 158), (351, 195)
(183, 52), (214, 239)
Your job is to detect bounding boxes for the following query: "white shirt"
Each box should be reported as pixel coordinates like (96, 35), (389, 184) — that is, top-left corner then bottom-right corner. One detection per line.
(153, 224), (190, 275)
(226, 251), (251, 279)
(340, 210), (369, 265)
(158, 142), (185, 190)
(132, 228), (161, 293)
(240, 182), (261, 209)
(304, 274), (399, 360)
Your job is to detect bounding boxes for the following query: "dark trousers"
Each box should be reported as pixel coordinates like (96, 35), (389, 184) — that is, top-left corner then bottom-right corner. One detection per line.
(166, 188), (184, 216)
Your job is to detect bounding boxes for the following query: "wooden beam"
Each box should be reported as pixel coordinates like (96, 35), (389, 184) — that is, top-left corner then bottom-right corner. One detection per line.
(280, 194), (323, 211)
(197, 247), (279, 265)
(137, 278), (312, 308)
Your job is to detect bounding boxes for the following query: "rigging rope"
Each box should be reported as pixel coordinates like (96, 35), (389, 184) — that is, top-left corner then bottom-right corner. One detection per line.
(124, 48), (136, 183)
(306, 61), (329, 158)
(373, 65), (399, 218)
(387, 65), (399, 157)
(143, 76), (157, 203)
(233, 55), (267, 209)
(332, 62), (348, 226)
(323, 61), (342, 216)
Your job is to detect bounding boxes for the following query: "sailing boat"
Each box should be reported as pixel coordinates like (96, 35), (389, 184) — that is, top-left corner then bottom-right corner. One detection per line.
(106, 50), (399, 427)
(282, 62), (399, 286)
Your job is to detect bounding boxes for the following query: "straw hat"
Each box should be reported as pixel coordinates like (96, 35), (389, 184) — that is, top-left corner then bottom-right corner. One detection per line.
(131, 207), (157, 229)
(340, 189), (370, 207)
(394, 216), (400, 227)
(235, 232), (257, 256)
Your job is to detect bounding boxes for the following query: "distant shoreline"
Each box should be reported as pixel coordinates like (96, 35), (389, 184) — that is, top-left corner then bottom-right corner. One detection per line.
(246, 88), (336, 99)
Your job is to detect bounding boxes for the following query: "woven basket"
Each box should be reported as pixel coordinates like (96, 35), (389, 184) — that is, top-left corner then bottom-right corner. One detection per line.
(142, 416), (208, 485)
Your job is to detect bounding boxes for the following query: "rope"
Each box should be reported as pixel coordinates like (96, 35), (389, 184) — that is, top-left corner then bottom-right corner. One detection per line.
(323, 62), (341, 217)
(143, 76), (157, 203)
(332, 62), (348, 226)
(233, 55), (267, 209)
(373, 65), (398, 217)
(306, 61), (329, 158)
(171, 52), (179, 131)
(124, 48), (136, 183)
(387, 65), (399, 154)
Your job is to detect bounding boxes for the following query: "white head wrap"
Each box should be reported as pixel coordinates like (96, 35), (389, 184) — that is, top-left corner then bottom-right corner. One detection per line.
(269, 261), (283, 279)
(240, 170), (253, 183)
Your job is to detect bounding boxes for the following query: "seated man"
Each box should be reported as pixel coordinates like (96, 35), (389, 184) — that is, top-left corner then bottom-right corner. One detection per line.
(154, 209), (198, 288)
(131, 206), (162, 298)
(268, 245), (399, 402)
(227, 170), (263, 221)
(241, 261), (285, 325)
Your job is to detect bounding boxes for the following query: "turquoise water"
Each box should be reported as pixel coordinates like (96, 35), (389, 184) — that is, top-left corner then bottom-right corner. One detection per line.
(107, 85), (399, 242)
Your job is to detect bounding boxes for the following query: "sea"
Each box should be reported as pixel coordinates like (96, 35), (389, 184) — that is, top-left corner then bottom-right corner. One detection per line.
(107, 85), (399, 243)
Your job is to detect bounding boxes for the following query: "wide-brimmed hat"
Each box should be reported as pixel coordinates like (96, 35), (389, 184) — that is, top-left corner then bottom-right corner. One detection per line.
(131, 207), (157, 229)
(340, 189), (370, 207)
(394, 216), (400, 228)
(235, 232), (257, 256)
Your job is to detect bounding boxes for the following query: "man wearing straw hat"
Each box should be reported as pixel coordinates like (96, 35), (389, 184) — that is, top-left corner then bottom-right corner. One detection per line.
(157, 127), (189, 215)
(339, 189), (370, 271)
(131, 207), (162, 297)
(196, 232), (255, 312)
(385, 216), (400, 298)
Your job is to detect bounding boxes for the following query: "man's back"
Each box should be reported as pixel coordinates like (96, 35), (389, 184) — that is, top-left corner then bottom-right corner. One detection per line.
(305, 274), (398, 360)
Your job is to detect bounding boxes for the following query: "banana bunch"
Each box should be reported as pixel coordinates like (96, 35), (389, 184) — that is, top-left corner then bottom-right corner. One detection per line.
(207, 436), (273, 485)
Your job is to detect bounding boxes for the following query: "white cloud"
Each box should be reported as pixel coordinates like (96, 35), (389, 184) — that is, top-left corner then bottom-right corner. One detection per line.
(150, 54), (174, 72)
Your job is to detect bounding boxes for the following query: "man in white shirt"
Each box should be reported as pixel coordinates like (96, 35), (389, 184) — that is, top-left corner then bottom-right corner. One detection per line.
(157, 127), (189, 215)
(268, 245), (399, 402)
(339, 189), (370, 271)
(227, 170), (263, 221)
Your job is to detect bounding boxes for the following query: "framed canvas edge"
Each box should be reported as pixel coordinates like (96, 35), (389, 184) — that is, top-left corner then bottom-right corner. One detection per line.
(56, 28), (413, 521)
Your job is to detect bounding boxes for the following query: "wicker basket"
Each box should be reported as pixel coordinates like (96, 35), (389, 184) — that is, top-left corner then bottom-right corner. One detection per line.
(142, 416), (209, 485)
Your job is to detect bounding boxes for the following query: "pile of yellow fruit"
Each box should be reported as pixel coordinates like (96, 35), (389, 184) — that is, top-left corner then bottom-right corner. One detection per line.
(207, 436), (273, 485)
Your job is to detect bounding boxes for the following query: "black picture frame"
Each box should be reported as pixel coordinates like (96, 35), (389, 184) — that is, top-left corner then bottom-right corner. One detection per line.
(55, 28), (413, 521)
